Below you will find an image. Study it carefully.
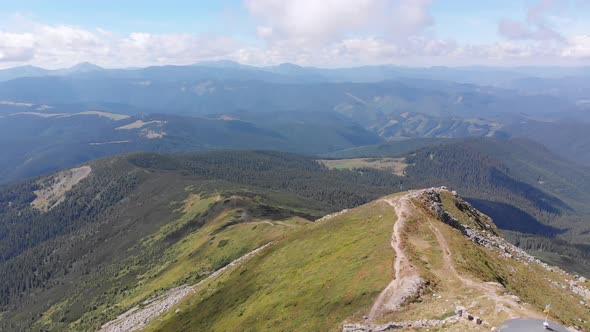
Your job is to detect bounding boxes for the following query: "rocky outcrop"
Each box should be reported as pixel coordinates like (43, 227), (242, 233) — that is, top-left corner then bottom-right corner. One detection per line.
(342, 187), (590, 332)
(424, 187), (590, 303)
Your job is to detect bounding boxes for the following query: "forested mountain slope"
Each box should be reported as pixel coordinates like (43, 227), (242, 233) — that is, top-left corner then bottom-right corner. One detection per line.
(0, 110), (381, 184)
(322, 138), (590, 275)
(1, 146), (590, 330)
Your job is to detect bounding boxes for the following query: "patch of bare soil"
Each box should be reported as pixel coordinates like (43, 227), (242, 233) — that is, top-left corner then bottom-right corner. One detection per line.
(31, 166), (92, 212)
(115, 120), (166, 130)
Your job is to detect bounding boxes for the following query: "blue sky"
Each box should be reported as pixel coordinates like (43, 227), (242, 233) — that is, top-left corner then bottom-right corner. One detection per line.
(0, 0), (589, 68)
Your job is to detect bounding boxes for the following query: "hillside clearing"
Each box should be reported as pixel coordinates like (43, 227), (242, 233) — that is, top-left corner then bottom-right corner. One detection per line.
(63, 111), (130, 120)
(140, 128), (166, 139)
(9, 112), (66, 118)
(116, 120), (167, 130)
(89, 140), (131, 145)
(31, 166), (92, 212)
(318, 158), (408, 176)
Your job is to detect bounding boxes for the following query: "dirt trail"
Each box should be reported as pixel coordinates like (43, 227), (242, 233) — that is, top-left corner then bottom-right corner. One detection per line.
(430, 220), (539, 318)
(367, 189), (539, 322)
(411, 192), (540, 320)
(99, 242), (273, 332)
(368, 191), (425, 320)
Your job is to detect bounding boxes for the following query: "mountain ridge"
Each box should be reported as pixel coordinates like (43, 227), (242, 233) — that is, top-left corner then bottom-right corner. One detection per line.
(137, 188), (589, 331)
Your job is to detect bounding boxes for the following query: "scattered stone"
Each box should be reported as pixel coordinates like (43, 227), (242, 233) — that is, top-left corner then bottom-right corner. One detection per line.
(455, 306), (466, 317)
(342, 314), (462, 332)
(316, 209), (350, 222)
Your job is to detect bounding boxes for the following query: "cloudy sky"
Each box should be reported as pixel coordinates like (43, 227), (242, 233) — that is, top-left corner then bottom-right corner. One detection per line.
(1, 0), (589, 69)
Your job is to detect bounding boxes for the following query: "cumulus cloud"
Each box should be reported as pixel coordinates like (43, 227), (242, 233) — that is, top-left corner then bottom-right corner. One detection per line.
(498, 19), (563, 41)
(245, 0), (433, 45)
(118, 33), (239, 64)
(0, 0), (589, 68)
(245, 0), (380, 44)
(390, 0), (434, 37)
(0, 22), (244, 68)
(0, 31), (35, 62)
(0, 20), (113, 67)
(562, 35), (590, 58)
(498, 0), (564, 41)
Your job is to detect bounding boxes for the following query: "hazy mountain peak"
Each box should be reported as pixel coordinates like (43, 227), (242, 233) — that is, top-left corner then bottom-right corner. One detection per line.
(0, 65), (50, 81)
(193, 60), (245, 68)
(67, 62), (104, 72)
(276, 62), (304, 70)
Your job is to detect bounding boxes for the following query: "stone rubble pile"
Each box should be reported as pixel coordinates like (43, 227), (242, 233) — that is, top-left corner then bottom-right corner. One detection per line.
(342, 305), (483, 331)
(316, 209), (350, 222)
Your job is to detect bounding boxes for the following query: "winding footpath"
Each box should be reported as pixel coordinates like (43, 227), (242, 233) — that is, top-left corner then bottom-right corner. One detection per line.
(368, 190), (426, 321)
(367, 189), (539, 323)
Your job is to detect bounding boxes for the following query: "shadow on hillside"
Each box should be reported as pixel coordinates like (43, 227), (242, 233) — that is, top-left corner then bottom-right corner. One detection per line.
(466, 198), (565, 236)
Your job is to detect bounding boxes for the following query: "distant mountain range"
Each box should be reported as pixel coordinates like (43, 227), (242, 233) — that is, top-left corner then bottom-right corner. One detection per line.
(1, 61), (589, 189)
(2, 61), (590, 85)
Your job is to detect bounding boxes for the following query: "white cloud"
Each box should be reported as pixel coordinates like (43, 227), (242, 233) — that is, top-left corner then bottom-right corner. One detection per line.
(390, 0), (434, 37)
(0, 22), (243, 68)
(498, 0), (564, 41)
(246, 0), (379, 45)
(0, 31), (35, 62)
(119, 33), (238, 64)
(245, 0), (433, 45)
(562, 35), (590, 58)
(0, 0), (590, 69)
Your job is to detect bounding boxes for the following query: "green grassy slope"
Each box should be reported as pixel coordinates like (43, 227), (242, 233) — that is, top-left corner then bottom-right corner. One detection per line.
(144, 199), (398, 332)
(0, 181), (319, 331)
(0, 151), (404, 331)
(436, 192), (590, 330)
(141, 190), (590, 331)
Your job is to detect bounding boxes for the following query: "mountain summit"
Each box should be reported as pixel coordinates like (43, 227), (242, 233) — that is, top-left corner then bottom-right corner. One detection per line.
(57, 62), (104, 74)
